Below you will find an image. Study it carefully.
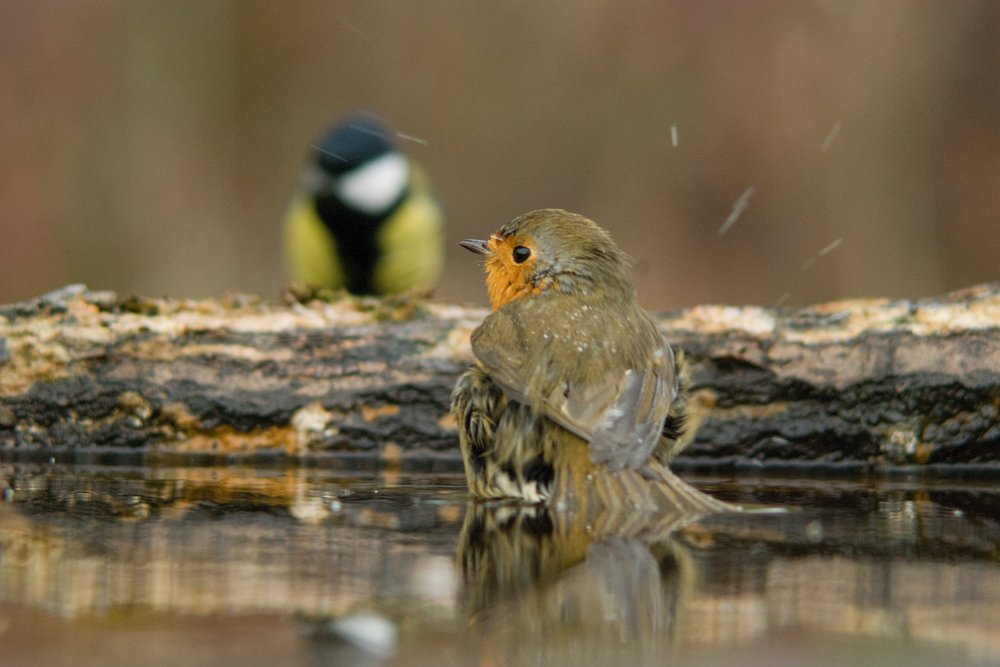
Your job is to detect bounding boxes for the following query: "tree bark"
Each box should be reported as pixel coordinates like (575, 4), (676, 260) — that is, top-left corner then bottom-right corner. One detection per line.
(1, 282), (999, 474)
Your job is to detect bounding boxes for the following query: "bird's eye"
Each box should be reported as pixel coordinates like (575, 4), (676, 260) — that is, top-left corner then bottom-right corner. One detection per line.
(512, 246), (531, 264)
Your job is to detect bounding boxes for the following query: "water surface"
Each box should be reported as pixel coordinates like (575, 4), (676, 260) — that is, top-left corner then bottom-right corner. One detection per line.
(0, 464), (997, 666)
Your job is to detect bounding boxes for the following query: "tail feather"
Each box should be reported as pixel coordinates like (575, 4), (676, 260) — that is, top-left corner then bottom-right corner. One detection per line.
(550, 441), (732, 530)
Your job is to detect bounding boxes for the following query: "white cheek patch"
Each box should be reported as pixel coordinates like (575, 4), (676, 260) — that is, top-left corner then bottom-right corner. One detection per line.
(336, 152), (409, 215)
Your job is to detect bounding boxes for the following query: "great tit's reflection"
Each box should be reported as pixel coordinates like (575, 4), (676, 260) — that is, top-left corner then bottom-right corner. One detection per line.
(457, 502), (705, 664)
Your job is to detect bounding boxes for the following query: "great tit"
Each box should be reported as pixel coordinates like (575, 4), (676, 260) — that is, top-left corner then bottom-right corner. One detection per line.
(283, 113), (444, 295)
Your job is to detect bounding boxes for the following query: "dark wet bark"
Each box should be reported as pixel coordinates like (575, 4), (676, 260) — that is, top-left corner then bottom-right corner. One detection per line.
(1, 282), (999, 474)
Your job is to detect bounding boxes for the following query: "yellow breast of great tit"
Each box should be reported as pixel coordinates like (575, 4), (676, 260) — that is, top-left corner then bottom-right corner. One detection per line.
(283, 192), (345, 291)
(283, 164), (443, 295)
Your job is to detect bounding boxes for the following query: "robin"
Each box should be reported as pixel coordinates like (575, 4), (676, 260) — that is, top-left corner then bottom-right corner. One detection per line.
(452, 209), (727, 514)
(283, 112), (444, 295)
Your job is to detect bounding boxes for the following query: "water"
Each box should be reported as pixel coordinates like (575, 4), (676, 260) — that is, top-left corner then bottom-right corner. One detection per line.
(0, 463), (997, 666)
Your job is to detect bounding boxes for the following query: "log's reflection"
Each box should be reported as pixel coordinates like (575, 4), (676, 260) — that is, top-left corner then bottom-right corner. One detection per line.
(0, 466), (465, 620)
(457, 502), (709, 664)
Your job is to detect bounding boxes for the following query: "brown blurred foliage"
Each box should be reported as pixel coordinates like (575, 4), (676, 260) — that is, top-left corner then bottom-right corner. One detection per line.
(0, 1), (998, 310)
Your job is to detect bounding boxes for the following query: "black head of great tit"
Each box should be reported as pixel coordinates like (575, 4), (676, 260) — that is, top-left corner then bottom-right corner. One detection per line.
(283, 112), (444, 295)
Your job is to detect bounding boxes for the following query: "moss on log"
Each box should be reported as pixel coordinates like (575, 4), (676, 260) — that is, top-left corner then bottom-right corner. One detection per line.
(1, 282), (999, 474)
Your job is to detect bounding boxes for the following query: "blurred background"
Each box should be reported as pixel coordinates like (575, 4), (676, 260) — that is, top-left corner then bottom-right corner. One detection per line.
(1, 0), (999, 311)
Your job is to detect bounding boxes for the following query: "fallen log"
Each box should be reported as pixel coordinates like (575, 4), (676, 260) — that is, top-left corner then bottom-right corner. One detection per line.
(1, 282), (998, 475)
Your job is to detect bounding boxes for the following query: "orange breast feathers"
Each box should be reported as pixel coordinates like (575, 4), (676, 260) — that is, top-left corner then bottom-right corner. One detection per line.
(484, 235), (544, 310)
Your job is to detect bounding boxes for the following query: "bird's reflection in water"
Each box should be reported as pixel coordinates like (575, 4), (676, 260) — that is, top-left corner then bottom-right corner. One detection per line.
(457, 501), (706, 665)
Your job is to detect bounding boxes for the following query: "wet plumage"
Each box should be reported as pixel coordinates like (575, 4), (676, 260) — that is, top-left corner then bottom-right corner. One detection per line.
(451, 209), (727, 513)
(283, 113), (444, 295)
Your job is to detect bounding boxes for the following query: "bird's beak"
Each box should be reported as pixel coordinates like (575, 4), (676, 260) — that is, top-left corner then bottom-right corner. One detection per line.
(459, 239), (491, 256)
